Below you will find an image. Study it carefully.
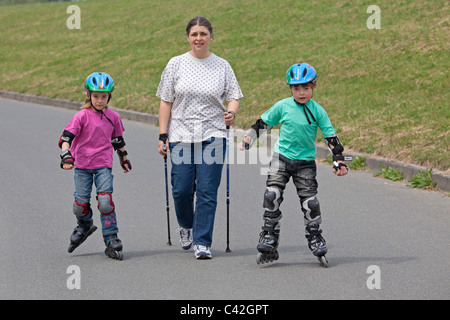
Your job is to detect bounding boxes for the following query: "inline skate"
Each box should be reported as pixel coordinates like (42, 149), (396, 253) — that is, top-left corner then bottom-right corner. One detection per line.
(305, 222), (328, 268)
(256, 219), (280, 265)
(68, 219), (97, 253)
(104, 234), (123, 261)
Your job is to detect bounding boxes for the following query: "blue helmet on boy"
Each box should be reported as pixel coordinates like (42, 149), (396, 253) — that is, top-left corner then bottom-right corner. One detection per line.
(286, 63), (317, 85)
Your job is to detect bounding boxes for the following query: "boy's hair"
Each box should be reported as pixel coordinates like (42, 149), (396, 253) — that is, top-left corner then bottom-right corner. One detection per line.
(290, 82), (316, 89)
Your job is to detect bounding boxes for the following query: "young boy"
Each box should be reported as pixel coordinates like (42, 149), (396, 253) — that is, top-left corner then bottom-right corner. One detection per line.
(240, 63), (349, 267)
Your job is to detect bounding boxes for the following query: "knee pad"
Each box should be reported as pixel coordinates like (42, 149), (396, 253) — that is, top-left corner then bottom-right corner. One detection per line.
(263, 186), (283, 212)
(263, 186), (283, 222)
(73, 200), (90, 217)
(97, 192), (115, 215)
(301, 196), (322, 224)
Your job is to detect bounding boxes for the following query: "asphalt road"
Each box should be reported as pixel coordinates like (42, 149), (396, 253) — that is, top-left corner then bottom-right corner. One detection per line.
(0, 98), (448, 301)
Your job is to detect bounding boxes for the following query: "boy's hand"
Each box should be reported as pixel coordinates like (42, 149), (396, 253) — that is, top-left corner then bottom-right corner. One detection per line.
(238, 136), (251, 150)
(333, 161), (348, 176)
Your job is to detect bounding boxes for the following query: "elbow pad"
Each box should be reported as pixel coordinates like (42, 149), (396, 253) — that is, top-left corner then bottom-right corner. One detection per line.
(111, 136), (126, 151)
(58, 130), (75, 148)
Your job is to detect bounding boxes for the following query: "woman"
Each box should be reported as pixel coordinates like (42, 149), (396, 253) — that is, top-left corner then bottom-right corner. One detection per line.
(156, 16), (243, 259)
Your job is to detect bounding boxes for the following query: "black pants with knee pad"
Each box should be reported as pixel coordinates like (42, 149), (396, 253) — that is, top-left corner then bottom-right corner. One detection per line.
(263, 153), (321, 226)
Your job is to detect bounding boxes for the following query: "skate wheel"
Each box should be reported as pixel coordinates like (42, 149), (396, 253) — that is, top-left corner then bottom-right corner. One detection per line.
(116, 251), (123, 261)
(319, 256), (328, 268)
(105, 248), (123, 261)
(256, 253), (263, 265)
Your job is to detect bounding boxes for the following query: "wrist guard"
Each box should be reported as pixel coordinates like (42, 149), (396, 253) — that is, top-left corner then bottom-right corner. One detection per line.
(60, 149), (75, 169)
(117, 150), (132, 171)
(243, 119), (272, 149)
(333, 161), (348, 171)
(325, 134), (344, 159)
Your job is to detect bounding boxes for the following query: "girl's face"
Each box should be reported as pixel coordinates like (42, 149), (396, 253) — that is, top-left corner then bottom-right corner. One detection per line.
(187, 25), (212, 58)
(90, 92), (110, 110)
(290, 83), (316, 104)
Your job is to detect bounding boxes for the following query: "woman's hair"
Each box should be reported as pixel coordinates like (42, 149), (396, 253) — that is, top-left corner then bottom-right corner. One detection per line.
(185, 16), (214, 38)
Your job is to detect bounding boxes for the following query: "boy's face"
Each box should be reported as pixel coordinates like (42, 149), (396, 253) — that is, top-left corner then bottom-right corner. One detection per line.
(290, 83), (316, 104)
(90, 92), (110, 109)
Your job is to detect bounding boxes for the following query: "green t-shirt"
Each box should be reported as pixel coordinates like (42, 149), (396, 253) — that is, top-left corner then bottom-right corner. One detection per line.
(261, 97), (336, 160)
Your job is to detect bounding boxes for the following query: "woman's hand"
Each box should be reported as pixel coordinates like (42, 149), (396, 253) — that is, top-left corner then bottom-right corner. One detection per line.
(224, 111), (235, 127)
(158, 140), (168, 157)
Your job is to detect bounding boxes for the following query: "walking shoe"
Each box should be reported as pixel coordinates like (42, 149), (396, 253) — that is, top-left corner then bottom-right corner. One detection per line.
(178, 227), (193, 250)
(194, 245), (212, 259)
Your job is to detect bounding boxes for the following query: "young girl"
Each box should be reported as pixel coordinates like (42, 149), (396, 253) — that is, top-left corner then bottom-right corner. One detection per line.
(58, 72), (131, 260)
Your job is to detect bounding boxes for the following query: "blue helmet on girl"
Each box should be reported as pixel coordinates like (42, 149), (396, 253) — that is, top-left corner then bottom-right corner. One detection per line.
(286, 63), (317, 85)
(84, 72), (115, 93)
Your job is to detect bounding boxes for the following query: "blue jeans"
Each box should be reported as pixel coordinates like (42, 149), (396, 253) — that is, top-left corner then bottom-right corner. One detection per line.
(73, 167), (118, 236)
(169, 137), (226, 247)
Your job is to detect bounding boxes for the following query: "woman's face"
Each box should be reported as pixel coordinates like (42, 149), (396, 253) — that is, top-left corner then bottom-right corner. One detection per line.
(187, 25), (212, 58)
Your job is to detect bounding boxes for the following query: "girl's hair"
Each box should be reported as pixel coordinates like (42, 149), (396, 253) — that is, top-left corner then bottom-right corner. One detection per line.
(82, 96), (92, 109)
(185, 16), (214, 38)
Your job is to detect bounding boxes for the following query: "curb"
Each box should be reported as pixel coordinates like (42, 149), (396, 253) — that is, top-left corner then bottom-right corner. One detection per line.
(314, 146), (449, 192)
(0, 90), (159, 125)
(1, 90), (448, 192)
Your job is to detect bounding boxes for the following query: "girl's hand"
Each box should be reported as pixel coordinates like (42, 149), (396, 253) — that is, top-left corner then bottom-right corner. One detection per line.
(122, 162), (131, 173)
(63, 163), (74, 170)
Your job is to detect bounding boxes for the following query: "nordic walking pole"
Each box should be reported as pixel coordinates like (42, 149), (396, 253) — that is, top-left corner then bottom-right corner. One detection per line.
(163, 144), (172, 246)
(225, 125), (231, 253)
